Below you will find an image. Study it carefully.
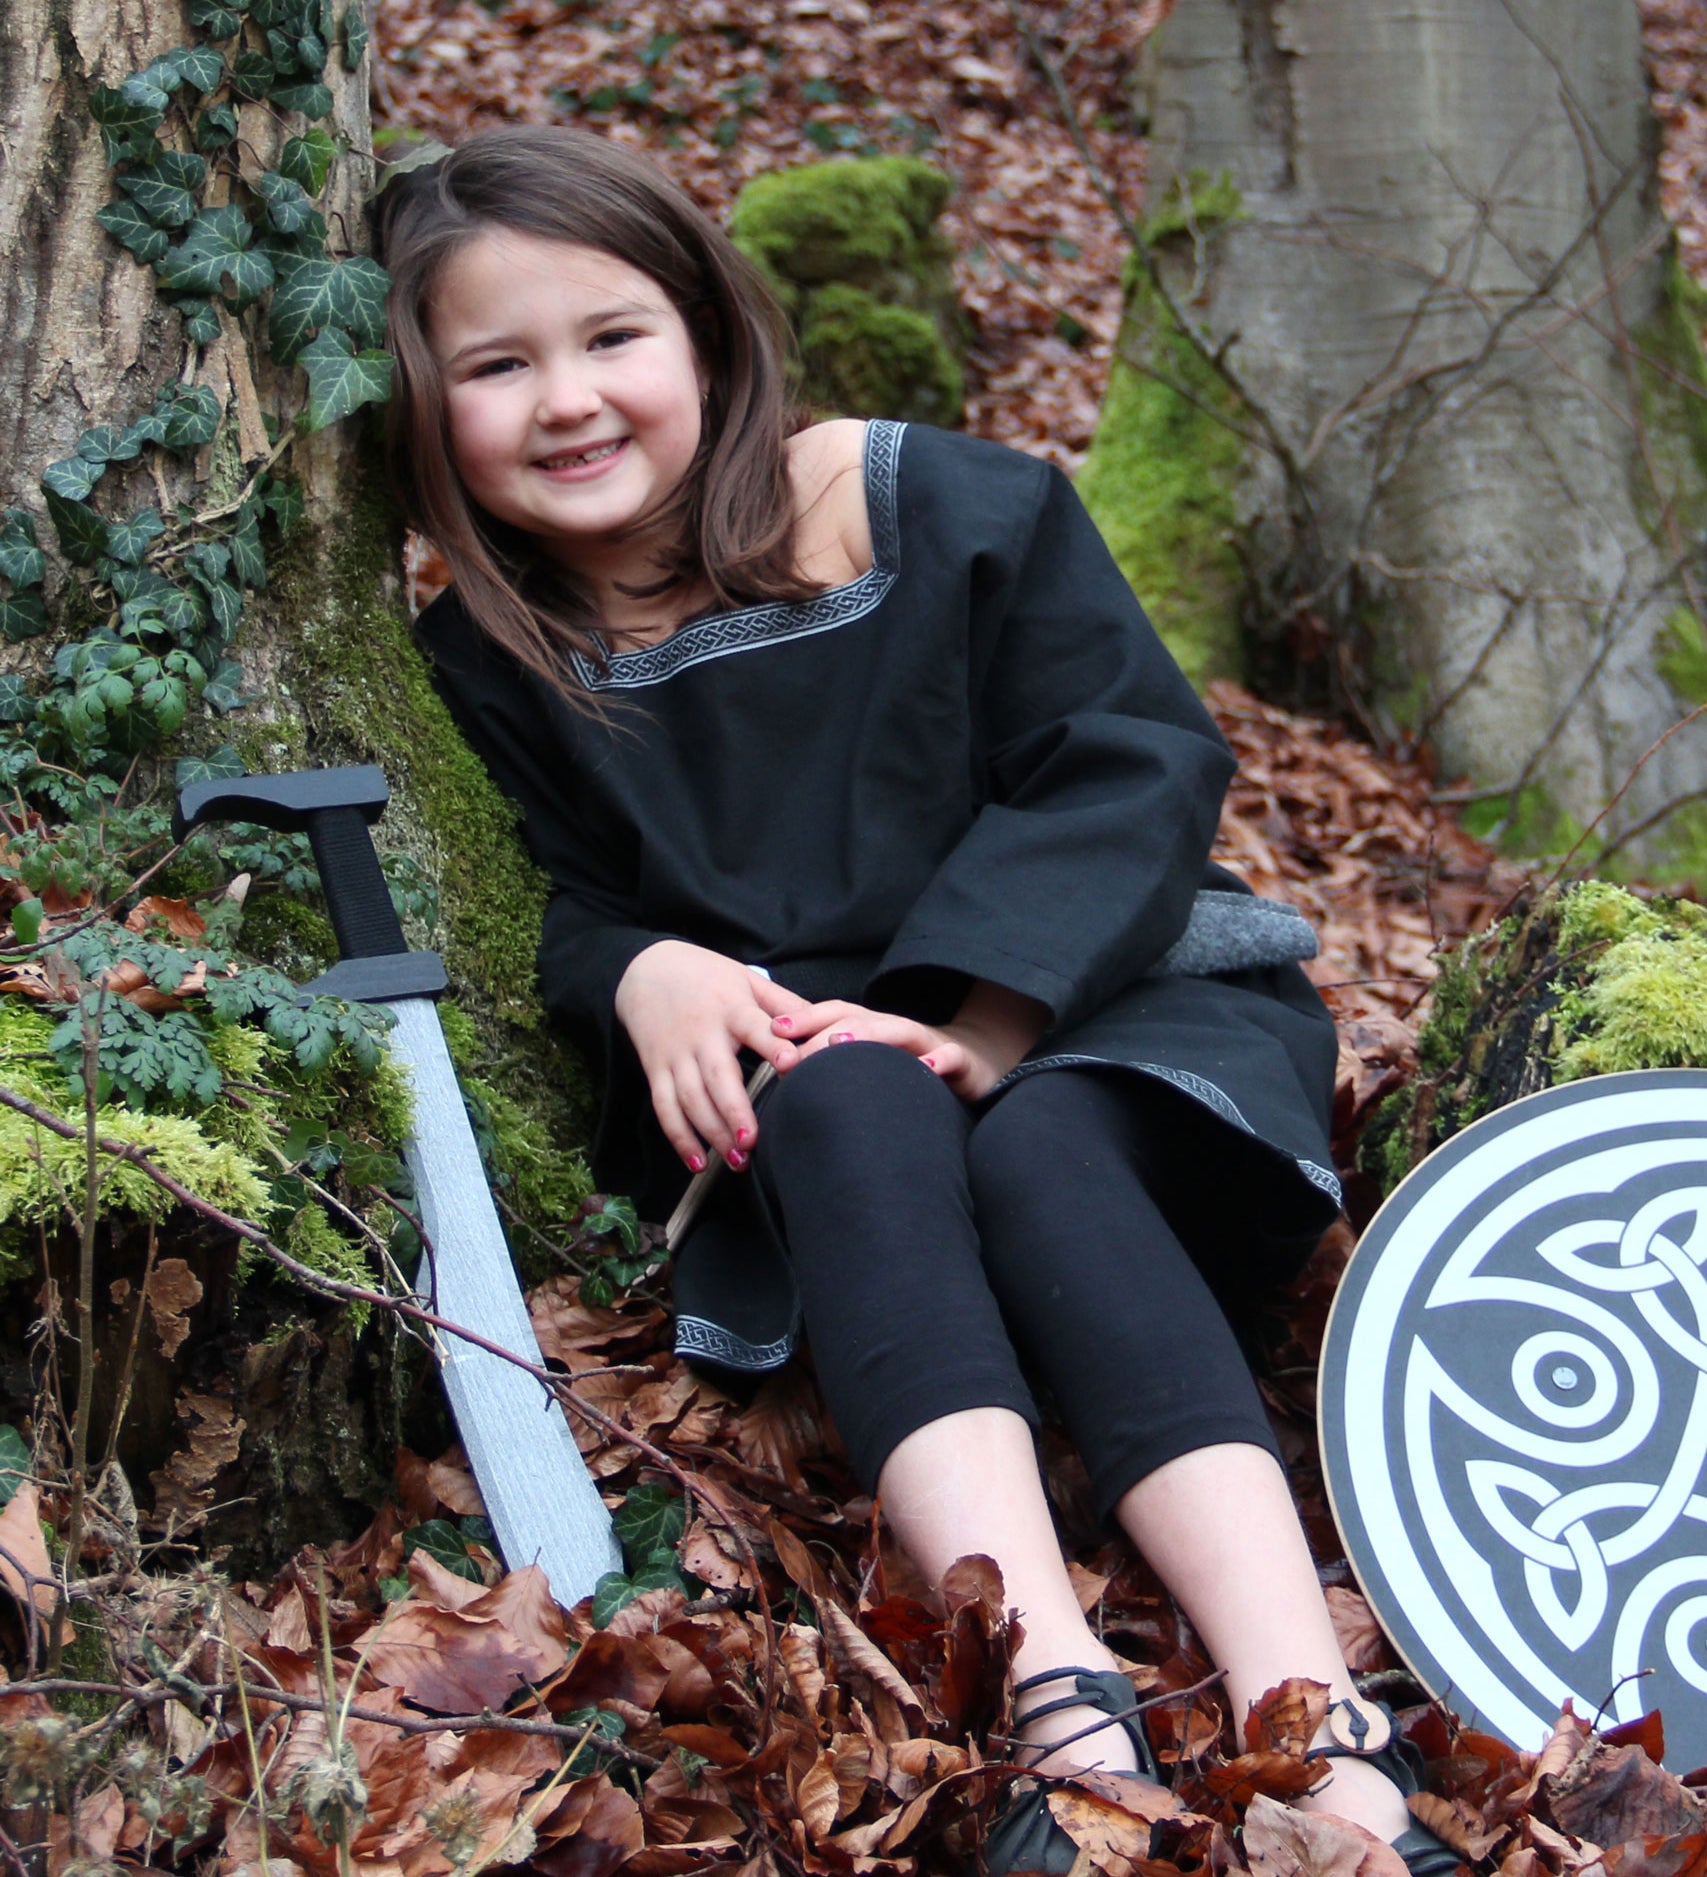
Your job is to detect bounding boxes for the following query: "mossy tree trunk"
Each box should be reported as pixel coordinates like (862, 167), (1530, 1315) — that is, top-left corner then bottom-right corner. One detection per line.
(0, 1), (585, 1571)
(1086, 0), (1707, 869)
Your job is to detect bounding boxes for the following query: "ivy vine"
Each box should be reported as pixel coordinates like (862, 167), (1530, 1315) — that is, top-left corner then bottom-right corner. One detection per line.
(0, 0), (391, 863)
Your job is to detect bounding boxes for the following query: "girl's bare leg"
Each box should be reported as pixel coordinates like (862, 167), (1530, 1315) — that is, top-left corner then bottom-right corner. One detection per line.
(1115, 1441), (1411, 1840)
(875, 1406), (1142, 1775)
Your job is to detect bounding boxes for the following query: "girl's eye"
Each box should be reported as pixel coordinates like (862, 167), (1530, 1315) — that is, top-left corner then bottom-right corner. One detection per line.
(590, 328), (640, 351)
(469, 356), (523, 378)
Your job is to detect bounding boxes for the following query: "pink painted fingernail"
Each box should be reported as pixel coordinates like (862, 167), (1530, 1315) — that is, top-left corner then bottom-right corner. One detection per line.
(726, 1148), (748, 1170)
(774, 1015), (794, 1029)
(736, 1125), (754, 1145)
(687, 1153), (706, 1173)
(831, 1031), (855, 1043)
(922, 1056), (937, 1069)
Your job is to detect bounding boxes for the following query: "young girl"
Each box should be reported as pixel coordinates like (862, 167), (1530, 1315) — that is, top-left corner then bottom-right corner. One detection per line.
(376, 127), (1455, 1875)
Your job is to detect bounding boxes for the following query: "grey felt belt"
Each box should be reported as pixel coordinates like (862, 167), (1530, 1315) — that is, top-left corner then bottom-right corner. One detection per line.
(1152, 889), (1319, 978)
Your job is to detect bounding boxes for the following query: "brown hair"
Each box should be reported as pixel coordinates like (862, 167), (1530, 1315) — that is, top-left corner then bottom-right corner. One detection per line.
(374, 126), (817, 707)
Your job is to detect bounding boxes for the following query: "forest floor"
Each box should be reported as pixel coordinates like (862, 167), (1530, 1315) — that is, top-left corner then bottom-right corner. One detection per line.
(6, 4), (1707, 1877)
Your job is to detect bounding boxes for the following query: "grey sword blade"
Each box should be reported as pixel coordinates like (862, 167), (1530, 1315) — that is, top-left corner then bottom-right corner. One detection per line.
(385, 998), (622, 1603)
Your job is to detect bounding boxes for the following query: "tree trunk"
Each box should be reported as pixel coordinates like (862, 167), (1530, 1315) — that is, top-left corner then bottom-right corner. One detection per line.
(0, 0), (586, 1571)
(1109, 0), (1707, 865)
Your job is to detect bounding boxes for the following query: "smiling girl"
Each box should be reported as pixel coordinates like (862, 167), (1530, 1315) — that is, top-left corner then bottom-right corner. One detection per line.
(376, 128), (1456, 1876)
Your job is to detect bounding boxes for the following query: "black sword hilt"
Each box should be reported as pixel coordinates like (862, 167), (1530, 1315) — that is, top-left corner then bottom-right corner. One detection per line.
(174, 765), (447, 1002)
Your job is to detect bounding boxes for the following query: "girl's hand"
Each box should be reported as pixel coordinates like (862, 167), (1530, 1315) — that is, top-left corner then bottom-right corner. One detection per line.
(774, 981), (1049, 1104)
(615, 941), (807, 1172)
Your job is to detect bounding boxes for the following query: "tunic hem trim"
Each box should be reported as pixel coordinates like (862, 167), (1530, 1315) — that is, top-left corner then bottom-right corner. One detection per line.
(566, 419), (907, 691)
(673, 1313), (797, 1372)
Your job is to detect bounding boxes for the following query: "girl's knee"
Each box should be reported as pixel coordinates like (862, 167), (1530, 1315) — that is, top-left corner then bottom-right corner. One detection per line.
(759, 1041), (964, 1176)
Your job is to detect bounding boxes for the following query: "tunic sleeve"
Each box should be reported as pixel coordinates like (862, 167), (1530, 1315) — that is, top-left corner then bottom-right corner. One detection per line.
(866, 456), (1234, 1037)
(412, 594), (671, 1048)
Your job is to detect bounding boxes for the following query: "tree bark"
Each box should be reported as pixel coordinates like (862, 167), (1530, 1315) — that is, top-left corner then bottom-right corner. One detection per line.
(1132, 0), (1707, 861)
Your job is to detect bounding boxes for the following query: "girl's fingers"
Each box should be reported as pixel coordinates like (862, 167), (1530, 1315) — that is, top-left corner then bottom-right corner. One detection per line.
(748, 973), (812, 1020)
(770, 998), (856, 1042)
(731, 1004), (799, 1072)
(649, 1075), (708, 1174)
(696, 1043), (758, 1165)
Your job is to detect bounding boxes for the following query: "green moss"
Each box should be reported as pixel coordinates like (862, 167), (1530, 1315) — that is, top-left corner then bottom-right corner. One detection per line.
(730, 155), (954, 293)
(236, 892), (337, 980)
(1635, 256), (1707, 520)
(285, 1200), (379, 1329)
(799, 282), (963, 428)
(1656, 606), (1707, 708)
(251, 472), (598, 1224)
(1552, 882), (1707, 1078)
(1077, 174), (1250, 690)
(265, 478), (549, 1026)
(730, 157), (964, 424)
(1458, 780), (1587, 861)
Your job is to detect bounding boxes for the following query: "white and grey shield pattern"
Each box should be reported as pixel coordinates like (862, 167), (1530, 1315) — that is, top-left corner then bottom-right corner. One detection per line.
(1320, 1069), (1707, 1773)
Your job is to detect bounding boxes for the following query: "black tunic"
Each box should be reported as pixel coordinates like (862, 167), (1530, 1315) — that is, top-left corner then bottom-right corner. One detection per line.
(416, 422), (1342, 1368)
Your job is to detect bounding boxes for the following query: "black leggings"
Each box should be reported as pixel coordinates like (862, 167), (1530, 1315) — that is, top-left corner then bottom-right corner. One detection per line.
(752, 1041), (1322, 1520)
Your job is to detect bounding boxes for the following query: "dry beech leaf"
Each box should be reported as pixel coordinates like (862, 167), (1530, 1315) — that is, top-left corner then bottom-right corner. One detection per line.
(424, 1445), (485, 1517)
(1246, 1678), (1332, 1757)
(779, 1621), (827, 1720)
(1241, 1791), (1410, 1877)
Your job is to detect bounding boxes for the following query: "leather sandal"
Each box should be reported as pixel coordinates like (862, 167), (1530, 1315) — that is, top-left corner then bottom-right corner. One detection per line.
(984, 1666), (1162, 1877)
(1305, 1698), (1462, 1876)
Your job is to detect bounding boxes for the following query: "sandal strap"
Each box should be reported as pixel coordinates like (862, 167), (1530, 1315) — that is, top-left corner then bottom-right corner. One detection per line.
(1304, 1699), (1427, 1799)
(1009, 1665), (1161, 1784)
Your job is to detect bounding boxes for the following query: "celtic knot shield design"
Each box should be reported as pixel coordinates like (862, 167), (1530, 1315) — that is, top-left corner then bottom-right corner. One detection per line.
(1320, 1071), (1707, 1773)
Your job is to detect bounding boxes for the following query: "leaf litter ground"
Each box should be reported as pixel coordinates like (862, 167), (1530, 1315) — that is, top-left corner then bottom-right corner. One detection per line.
(8, 4), (1707, 1876)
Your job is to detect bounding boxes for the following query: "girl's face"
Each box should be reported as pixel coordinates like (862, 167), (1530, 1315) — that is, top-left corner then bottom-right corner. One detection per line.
(428, 229), (707, 575)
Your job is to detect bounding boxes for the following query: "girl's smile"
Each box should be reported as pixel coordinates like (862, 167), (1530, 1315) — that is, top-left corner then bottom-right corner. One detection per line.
(429, 230), (706, 598)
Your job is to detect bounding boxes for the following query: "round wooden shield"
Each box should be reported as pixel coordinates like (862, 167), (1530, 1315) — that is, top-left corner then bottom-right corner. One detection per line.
(1319, 1069), (1707, 1773)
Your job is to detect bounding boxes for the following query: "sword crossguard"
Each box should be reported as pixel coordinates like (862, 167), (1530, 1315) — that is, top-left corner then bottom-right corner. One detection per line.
(174, 765), (446, 1000)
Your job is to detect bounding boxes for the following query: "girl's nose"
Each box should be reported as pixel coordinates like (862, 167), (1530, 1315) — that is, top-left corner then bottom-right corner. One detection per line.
(535, 362), (601, 426)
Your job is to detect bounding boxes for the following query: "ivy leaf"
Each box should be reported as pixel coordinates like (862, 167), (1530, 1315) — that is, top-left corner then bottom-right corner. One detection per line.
(201, 577), (242, 639)
(119, 153), (207, 230)
(257, 170), (317, 235)
(591, 1571), (638, 1627)
(267, 27), (305, 74)
(105, 508), (165, 566)
(185, 540), (232, 585)
(43, 490), (108, 567)
(230, 507), (267, 590)
(195, 103), (241, 151)
(189, 0), (247, 32)
(158, 206), (275, 306)
(97, 198), (170, 264)
(279, 128), (337, 196)
(296, 29), (328, 72)
(0, 1428), (29, 1508)
(0, 675), (32, 723)
(156, 383), (224, 451)
(230, 50), (278, 99)
(612, 1482), (686, 1569)
(0, 511), (46, 589)
(110, 566), (175, 607)
(298, 326), (393, 430)
(270, 254), (388, 359)
(402, 1520), (484, 1584)
(251, 0), (316, 29)
(171, 297), (222, 345)
(202, 659), (247, 712)
(124, 412), (169, 451)
(76, 425), (143, 466)
(343, 4), (368, 69)
(176, 745), (245, 788)
(0, 592), (48, 643)
(269, 80), (334, 118)
(133, 60), (185, 100)
(171, 44), (226, 91)
(90, 82), (167, 163)
(264, 477), (304, 535)
(41, 456), (103, 503)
